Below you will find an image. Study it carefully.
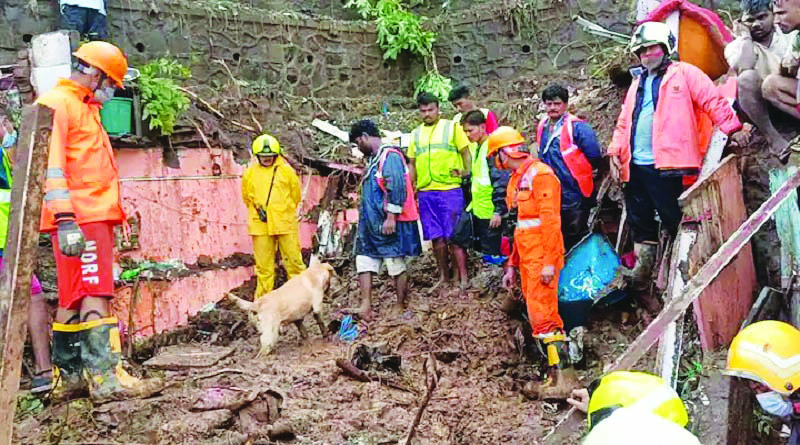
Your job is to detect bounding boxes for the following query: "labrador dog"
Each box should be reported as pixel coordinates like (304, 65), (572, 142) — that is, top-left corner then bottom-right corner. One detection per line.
(227, 256), (335, 356)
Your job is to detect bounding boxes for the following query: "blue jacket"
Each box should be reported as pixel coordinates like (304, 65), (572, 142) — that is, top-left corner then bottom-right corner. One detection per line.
(538, 118), (602, 209)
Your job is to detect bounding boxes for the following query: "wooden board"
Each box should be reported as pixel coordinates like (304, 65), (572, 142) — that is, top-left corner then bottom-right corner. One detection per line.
(143, 345), (234, 369)
(0, 105), (51, 442)
(679, 155), (757, 351)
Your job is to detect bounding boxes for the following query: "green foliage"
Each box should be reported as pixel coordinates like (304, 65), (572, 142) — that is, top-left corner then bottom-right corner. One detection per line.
(137, 58), (191, 136)
(677, 360), (704, 398)
(16, 393), (44, 416)
(345, 0), (437, 61)
(414, 71), (452, 102)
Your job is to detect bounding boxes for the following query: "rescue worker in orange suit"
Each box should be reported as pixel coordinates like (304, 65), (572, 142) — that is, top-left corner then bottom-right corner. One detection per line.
(37, 41), (164, 402)
(241, 133), (306, 298)
(537, 84), (603, 251)
(490, 126), (577, 399)
(608, 22), (743, 311)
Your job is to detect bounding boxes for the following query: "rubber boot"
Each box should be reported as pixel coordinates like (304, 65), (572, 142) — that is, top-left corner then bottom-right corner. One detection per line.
(627, 241), (658, 289)
(81, 317), (166, 404)
(50, 322), (88, 399)
(522, 335), (579, 400)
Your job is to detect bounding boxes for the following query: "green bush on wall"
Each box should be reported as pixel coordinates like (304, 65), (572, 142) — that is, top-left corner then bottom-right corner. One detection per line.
(137, 58), (191, 136)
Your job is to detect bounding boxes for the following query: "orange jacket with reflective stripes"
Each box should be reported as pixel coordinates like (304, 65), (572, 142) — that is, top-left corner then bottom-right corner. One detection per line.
(36, 79), (124, 232)
(507, 157), (564, 271)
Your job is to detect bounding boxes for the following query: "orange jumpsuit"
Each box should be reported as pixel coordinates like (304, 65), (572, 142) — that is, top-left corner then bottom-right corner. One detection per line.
(507, 157), (565, 336)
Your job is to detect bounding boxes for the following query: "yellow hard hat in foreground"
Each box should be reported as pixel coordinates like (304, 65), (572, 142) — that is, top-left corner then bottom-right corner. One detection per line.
(252, 134), (282, 156)
(725, 320), (800, 395)
(587, 371), (689, 430)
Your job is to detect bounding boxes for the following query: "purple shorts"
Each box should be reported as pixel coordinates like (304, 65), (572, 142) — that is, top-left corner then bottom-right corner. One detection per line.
(0, 256), (43, 295)
(418, 188), (465, 241)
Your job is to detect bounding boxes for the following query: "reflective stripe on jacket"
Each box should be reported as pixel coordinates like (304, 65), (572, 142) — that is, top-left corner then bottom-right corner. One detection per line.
(408, 119), (464, 190)
(376, 146), (419, 222)
(0, 149), (11, 248)
(537, 113), (594, 197)
(241, 156), (301, 236)
(36, 79), (124, 232)
(468, 139), (495, 219)
(507, 157), (564, 270)
(607, 62), (741, 182)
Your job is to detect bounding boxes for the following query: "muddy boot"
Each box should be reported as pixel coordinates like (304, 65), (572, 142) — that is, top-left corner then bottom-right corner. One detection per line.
(625, 242), (658, 289)
(81, 317), (166, 404)
(522, 335), (579, 400)
(50, 322), (88, 399)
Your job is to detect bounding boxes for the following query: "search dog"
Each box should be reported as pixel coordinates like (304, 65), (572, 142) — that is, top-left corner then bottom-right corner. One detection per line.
(227, 256), (335, 356)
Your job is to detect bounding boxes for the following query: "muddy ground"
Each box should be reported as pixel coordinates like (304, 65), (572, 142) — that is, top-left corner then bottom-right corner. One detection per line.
(14, 252), (652, 445)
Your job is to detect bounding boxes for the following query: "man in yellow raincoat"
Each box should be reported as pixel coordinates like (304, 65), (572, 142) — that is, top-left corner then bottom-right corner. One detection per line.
(241, 134), (306, 297)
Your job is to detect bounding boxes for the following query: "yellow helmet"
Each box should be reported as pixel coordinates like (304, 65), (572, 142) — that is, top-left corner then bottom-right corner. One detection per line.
(725, 320), (800, 395)
(587, 371), (689, 430)
(252, 134), (281, 156)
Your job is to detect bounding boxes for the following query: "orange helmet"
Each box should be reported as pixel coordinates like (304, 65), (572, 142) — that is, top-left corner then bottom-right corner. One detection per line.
(488, 126), (527, 170)
(73, 41), (128, 87)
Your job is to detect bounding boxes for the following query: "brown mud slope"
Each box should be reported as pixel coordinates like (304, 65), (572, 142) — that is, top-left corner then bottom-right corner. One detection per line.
(14, 253), (644, 444)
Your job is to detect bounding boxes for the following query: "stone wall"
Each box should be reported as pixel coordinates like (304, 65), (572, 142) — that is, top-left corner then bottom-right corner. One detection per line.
(0, 0), (639, 101)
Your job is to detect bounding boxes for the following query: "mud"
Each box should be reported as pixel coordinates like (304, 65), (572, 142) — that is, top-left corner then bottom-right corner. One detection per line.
(14, 251), (649, 444)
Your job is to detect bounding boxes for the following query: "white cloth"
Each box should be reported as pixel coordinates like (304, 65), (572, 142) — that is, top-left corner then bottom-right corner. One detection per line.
(59, 0), (106, 15)
(583, 408), (702, 445)
(355, 255), (407, 276)
(725, 27), (797, 75)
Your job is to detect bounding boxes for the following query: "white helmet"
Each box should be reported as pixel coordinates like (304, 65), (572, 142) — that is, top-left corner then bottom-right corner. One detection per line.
(630, 21), (677, 56)
(582, 408), (701, 445)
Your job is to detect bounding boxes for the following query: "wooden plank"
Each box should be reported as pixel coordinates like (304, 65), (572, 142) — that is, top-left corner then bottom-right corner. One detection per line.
(607, 167), (800, 371)
(0, 105), (51, 442)
(680, 156), (757, 350)
(656, 228), (696, 388)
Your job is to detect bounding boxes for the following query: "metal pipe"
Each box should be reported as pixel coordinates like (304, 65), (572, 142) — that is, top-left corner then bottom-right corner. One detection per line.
(120, 174), (241, 182)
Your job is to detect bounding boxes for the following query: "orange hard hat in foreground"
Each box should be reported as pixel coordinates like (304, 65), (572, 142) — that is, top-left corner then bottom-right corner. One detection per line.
(73, 41), (128, 87)
(487, 126), (527, 159)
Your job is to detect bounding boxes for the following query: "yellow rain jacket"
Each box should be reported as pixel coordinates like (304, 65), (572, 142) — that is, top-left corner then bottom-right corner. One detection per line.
(241, 156), (301, 236)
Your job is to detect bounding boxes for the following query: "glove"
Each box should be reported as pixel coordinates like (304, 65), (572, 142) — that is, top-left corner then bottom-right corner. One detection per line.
(57, 220), (86, 257)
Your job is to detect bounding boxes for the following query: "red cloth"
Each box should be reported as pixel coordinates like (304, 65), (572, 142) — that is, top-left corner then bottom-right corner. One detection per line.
(52, 221), (115, 309)
(485, 110), (499, 134)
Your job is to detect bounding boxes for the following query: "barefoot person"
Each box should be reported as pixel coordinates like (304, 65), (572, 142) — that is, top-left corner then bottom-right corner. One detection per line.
(407, 92), (471, 296)
(350, 119), (421, 320)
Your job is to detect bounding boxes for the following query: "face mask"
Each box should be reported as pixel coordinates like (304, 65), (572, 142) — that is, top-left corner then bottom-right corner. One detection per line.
(94, 86), (116, 104)
(756, 391), (794, 417)
(2, 130), (17, 149)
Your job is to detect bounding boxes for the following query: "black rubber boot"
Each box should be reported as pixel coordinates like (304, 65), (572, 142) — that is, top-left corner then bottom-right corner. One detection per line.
(81, 317), (165, 404)
(51, 322), (88, 399)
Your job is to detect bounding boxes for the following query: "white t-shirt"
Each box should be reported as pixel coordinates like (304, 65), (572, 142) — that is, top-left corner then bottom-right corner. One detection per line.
(725, 26), (797, 71)
(59, 0), (106, 15)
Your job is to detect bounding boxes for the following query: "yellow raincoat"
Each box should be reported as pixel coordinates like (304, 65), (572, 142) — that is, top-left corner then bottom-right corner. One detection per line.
(241, 156), (305, 296)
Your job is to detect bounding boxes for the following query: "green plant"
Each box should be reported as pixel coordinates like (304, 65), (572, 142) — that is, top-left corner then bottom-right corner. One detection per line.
(16, 393), (44, 416)
(345, 0), (451, 100)
(414, 70), (452, 101)
(346, 0), (436, 61)
(137, 58), (191, 136)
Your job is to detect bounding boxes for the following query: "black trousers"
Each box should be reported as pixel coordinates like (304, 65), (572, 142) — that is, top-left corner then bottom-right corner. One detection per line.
(625, 164), (685, 243)
(60, 5), (109, 40)
(561, 206), (589, 252)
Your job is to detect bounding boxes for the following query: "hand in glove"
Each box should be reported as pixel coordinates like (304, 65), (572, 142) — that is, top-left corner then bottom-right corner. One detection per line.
(57, 220), (86, 257)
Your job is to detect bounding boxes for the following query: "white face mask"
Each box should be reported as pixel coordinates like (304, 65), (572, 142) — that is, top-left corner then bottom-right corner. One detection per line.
(94, 86), (116, 104)
(756, 391), (794, 417)
(1, 130), (17, 149)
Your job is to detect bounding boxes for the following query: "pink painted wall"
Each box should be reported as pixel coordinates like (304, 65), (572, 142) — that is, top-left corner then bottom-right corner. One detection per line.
(110, 148), (357, 339)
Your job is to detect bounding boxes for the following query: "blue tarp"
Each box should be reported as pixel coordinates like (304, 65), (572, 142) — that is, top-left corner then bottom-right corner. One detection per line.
(558, 233), (623, 304)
